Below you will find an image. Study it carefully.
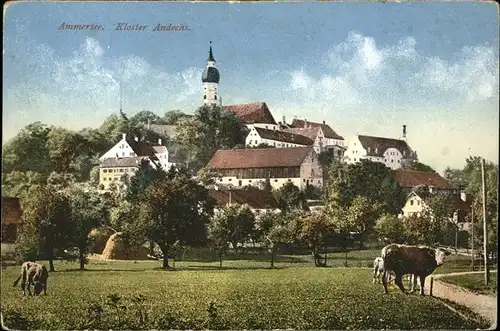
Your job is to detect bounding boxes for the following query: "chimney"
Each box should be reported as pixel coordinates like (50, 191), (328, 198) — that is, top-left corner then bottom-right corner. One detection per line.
(282, 115), (286, 124)
(304, 118), (308, 128)
(460, 191), (467, 202)
(158, 138), (162, 145)
(402, 125), (407, 139)
(323, 120), (326, 125)
(134, 136), (139, 142)
(147, 118), (151, 130)
(122, 133), (126, 140)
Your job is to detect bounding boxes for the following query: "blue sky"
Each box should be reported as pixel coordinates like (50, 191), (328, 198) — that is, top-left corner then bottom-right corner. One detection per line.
(3, 1), (499, 172)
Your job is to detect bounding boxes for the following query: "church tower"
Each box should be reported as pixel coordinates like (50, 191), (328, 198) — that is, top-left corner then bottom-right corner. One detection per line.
(202, 41), (221, 106)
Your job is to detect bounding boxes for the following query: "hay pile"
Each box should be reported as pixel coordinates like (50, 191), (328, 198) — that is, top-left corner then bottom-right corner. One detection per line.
(89, 227), (114, 254)
(101, 232), (149, 260)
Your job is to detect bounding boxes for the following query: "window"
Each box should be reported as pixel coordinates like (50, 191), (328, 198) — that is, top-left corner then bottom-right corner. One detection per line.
(375, 148), (378, 153)
(239, 180), (242, 186)
(215, 95), (217, 100)
(410, 200), (414, 206)
(204, 95), (206, 99)
(122, 152), (125, 156)
(228, 178), (232, 181)
(120, 169), (124, 172)
(417, 200), (420, 206)
(274, 179), (278, 182)
(103, 177), (106, 181)
(103, 169), (108, 173)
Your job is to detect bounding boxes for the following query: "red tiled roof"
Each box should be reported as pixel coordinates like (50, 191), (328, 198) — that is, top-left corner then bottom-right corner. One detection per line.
(254, 127), (313, 145)
(282, 127), (321, 141)
(207, 147), (313, 169)
(223, 102), (277, 125)
(209, 188), (279, 209)
(392, 170), (455, 190)
(153, 146), (168, 154)
(358, 135), (414, 158)
(1, 197), (22, 224)
(126, 138), (159, 161)
(291, 119), (344, 140)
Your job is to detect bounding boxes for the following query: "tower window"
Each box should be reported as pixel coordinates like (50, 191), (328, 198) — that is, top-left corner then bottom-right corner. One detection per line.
(204, 95), (206, 99)
(215, 95), (217, 100)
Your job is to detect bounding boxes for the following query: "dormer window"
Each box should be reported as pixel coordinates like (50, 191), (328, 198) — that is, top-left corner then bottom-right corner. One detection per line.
(367, 147), (371, 153)
(375, 148), (378, 154)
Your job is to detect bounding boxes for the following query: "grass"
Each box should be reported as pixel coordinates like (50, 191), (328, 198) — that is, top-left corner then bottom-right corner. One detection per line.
(439, 273), (498, 296)
(1, 258), (491, 330)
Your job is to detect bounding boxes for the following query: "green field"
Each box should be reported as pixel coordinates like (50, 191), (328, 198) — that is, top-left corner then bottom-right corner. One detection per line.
(440, 273), (498, 296)
(0, 255), (491, 330)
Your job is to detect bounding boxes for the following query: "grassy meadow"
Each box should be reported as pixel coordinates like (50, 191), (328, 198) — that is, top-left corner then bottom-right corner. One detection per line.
(440, 272), (498, 296)
(0, 250), (493, 330)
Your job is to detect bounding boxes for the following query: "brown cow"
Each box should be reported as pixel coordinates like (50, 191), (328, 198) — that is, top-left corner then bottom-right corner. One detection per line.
(381, 244), (451, 295)
(13, 262), (49, 296)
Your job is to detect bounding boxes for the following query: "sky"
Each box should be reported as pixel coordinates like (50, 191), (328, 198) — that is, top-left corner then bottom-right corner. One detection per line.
(3, 1), (499, 173)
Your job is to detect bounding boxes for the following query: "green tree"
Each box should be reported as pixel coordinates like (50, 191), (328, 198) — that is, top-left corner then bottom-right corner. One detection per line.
(98, 114), (130, 144)
(130, 110), (161, 127)
(374, 214), (405, 244)
(1, 171), (45, 200)
(299, 212), (332, 267)
(46, 127), (92, 174)
(175, 105), (248, 171)
(135, 174), (214, 268)
(2, 122), (52, 178)
(162, 110), (190, 125)
(126, 159), (167, 202)
(274, 182), (308, 213)
(63, 185), (105, 270)
(15, 185), (72, 271)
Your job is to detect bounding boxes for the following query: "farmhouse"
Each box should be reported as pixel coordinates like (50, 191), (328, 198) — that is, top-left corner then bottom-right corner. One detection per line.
(289, 118), (346, 153)
(209, 187), (281, 215)
(344, 129), (418, 170)
(207, 146), (323, 190)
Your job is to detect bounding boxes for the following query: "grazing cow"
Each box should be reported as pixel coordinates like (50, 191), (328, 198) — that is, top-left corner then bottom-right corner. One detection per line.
(381, 244), (450, 295)
(373, 256), (416, 286)
(13, 262), (49, 296)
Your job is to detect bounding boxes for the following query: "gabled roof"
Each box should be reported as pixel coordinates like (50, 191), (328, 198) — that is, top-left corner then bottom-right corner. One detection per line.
(254, 127), (313, 145)
(153, 146), (168, 154)
(223, 102), (277, 125)
(100, 156), (147, 168)
(408, 191), (471, 214)
(282, 127), (322, 141)
(358, 135), (414, 158)
(209, 188), (279, 210)
(392, 170), (455, 190)
(291, 119), (344, 140)
(207, 147), (313, 169)
(125, 137), (159, 161)
(1, 197), (22, 224)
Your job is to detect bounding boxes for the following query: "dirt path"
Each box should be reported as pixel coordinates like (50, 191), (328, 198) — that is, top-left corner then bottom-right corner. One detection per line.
(428, 270), (497, 329)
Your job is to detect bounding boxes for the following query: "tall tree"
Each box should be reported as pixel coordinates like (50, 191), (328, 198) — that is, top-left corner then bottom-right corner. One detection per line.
(2, 122), (52, 178)
(15, 185), (72, 271)
(162, 110), (191, 125)
(1, 171), (45, 200)
(46, 128), (91, 174)
(135, 173), (214, 268)
(374, 214), (405, 244)
(130, 110), (161, 126)
(126, 159), (167, 202)
(401, 162), (436, 173)
(175, 105), (248, 171)
(274, 182), (309, 213)
(299, 212), (332, 266)
(63, 185), (105, 270)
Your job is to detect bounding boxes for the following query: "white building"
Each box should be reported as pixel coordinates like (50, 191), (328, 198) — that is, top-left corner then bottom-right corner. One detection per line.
(223, 102), (279, 131)
(344, 130), (418, 170)
(245, 126), (313, 148)
(290, 118), (345, 150)
(207, 146), (323, 190)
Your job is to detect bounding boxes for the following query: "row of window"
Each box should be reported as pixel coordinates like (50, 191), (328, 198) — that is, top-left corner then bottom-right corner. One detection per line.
(409, 199), (421, 206)
(102, 177), (119, 181)
(102, 168), (137, 173)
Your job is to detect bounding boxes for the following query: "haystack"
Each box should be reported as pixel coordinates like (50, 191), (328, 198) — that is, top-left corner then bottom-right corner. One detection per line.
(89, 227), (114, 254)
(101, 232), (149, 260)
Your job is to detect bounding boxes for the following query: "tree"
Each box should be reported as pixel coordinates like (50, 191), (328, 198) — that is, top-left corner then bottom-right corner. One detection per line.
(299, 212), (332, 267)
(1, 171), (45, 200)
(46, 171), (76, 190)
(274, 182), (308, 213)
(2, 122), (52, 178)
(175, 105), (248, 171)
(63, 185), (105, 270)
(374, 214), (405, 244)
(135, 174), (214, 268)
(130, 110), (160, 126)
(98, 114), (130, 144)
(345, 196), (383, 244)
(401, 162), (436, 173)
(46, 128), (92, 174)
(126, 159), (167, 202)
(208, 203), (256, 261)
(248, 143), (274, 149)
(162, 110), (191, 125)
(15, 185), (72, 271)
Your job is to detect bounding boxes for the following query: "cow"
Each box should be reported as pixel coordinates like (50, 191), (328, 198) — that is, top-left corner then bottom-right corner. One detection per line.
(373, 256), (416, 286)
(13, 262), (49, 296)
(381, 244), (451, 295)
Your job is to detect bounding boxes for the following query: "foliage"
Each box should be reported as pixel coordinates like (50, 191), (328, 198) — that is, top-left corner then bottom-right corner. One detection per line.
(125, 159), (166, 202)
(175, 105), (248, 171)
(273, 182), (308, 213)
(46, 127), (92, 174)
(374, 214), (405, 244)
(208, 203), (256, 259)
(298, 212), (332, 258)
(134, 173), (214, 268)
(162, 110), (191, 125)
(15, 185), (72, 270)
(1, 171), (45, 200)
(62, 185), (105, 269)
(248, 142), (274, 149)
(129, 110), (161, 127)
